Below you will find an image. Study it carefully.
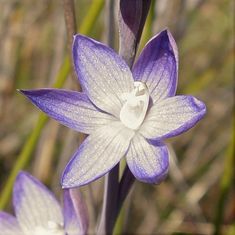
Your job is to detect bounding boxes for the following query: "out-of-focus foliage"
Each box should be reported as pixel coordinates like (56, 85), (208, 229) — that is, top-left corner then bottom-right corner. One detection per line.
(0, 0), (234, 234)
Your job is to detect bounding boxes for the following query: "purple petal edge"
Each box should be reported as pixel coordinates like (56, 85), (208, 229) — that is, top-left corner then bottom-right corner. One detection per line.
(63, 189), (88, 235)
(159, 96), (206, 139)
(72, 34), (134, 117)
(140, 95), (206, 141)
(19, 88), (114, 134)
(0, 212), (22, 235)
(133, 29), (178, 102)
(126, 135), (169, 184)
(13, 171), (60, 213)
(61, 123), (133, 188)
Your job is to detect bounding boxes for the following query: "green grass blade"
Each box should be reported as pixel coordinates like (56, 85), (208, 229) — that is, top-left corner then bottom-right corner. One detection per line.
(0, 0), (104, 210)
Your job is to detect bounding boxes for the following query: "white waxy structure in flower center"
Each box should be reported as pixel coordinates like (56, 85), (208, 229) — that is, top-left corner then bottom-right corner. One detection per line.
(120, 81), (149, 130)
(32, 221), (65, 235)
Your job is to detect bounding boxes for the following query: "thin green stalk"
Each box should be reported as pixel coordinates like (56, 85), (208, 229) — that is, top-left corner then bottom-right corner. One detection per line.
(213, 117), (234, 235)
(0, 114), (48, 209)
(62, 0), (78, 83)
(79, 0), (104, 35)
(0, 0), (104, 210)
(139, 0), (155, 51)
(227, 225), (235, 235)
(113, 205), (125, 235)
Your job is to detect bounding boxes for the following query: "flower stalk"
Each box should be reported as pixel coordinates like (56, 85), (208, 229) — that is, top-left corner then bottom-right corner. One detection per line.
(97, 1), (119, 233)
(62, 0), (78, 83)
(98, 1), (152, 234)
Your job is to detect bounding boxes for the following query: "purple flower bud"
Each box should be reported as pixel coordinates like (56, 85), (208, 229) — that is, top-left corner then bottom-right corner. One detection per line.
(118, 0), (151, 67)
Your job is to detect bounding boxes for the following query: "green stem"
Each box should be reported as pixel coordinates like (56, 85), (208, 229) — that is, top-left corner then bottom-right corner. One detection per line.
(0, 114), (48, 209)
(79, 0), (104, 35)
(0, 0), (104, 210)
(213, 117), (234, 235)
(139, 0), (155, 50)
(62, 0), (78, 82)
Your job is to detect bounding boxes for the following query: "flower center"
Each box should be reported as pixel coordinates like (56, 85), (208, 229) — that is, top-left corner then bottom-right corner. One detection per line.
(32, 221), (65, 235)
(120, 81), (149, 130)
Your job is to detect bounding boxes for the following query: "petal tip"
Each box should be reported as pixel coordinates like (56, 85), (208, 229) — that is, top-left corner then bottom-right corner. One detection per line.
(15, 170), (30, 184)
(191, 96), (207, 115)
(14, 171), (39, 195)
(160, 28), (169, 35)
(161, 28), (174, 42)
(61, 169), (86, 189)
(127, 139), (169, 185)
(158, 28), (178, 64)
(73, 34), (78, 40)
(73, 34), (96, 49)
(164, 28), (172, 37)
(61, 169), (78, 189)
(137, 165), (169, 185)
(157, 28), (172, 40)
(61, 176), (70, 189)
(73, 33), (84, 43)
(17, 89), (38, 98)
(17, 89), (27, 96)
(61, 179), (78, 190)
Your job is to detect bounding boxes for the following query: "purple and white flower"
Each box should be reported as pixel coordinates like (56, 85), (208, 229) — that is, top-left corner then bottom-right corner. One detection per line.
(20, 29), (206, 187)
(0, 171), (88, 235)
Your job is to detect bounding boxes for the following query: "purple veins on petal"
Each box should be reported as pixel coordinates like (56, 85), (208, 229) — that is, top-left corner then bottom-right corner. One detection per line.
(133, 29), (178, 103)
(126, 134), (169, 184)
(0, 212), (23, 235)
(62, 122), (134, 188)
(63, 189), (88, 235)
(19, 89), (115, 134)
(72, 34), (134, 117)
(18, 29), (206, 187)
(139, 95), (206, 140)
(13, 171), (63, 234)
(0, 171), (86, 235)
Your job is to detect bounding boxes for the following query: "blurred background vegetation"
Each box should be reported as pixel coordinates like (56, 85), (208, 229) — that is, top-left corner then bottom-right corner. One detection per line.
(0, 0), (234, 234)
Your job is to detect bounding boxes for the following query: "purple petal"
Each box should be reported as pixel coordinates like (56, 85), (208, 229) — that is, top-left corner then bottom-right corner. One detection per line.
(62, 122), (134, 188)
(13, 171), (63, 233)
(139, 95), (206, 140)
(63, 189), (88, 235)
(133, 29), (178, 103)
(0, 212), (23, 235)
(73, 34), (134, 117)
(20, 89), (115, 134)
(126, 134), (169, 184)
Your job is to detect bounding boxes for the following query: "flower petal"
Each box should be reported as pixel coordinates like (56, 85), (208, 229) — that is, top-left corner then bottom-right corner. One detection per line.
(73, 34), (134, 117)
(139, 95), (206, 140)
(126, 134), (169, 184)
(20, 89), (115, 134)
(13, 171), (63, 234)
(63, 189), (88, 235)
(62, 122), (134, 188)
(132, 29), (178, 103)
(0, 212), (23, 235)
